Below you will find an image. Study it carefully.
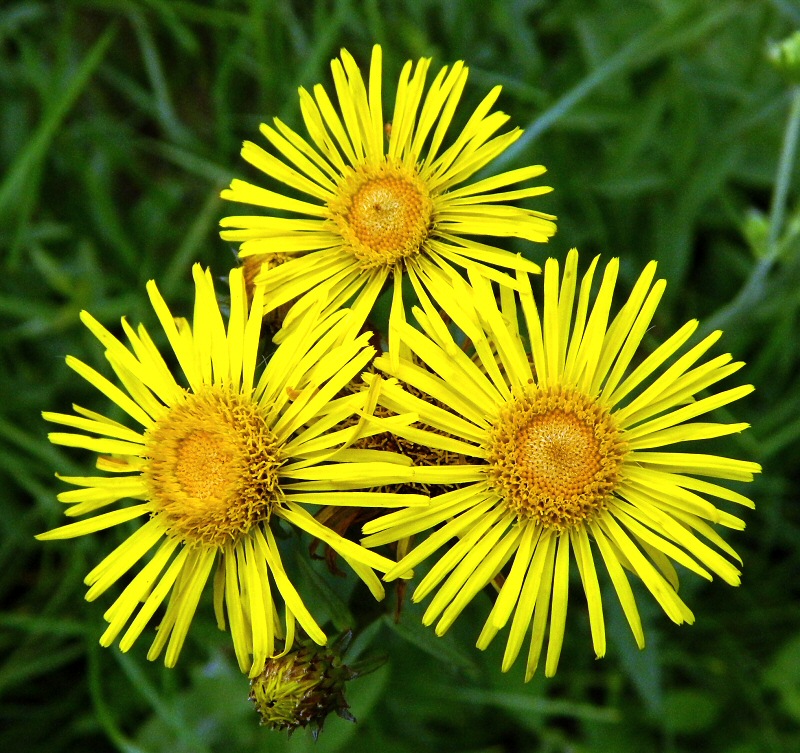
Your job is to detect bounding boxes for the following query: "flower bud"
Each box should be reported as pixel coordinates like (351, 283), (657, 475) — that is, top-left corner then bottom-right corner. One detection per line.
(249, 642), (355, 737)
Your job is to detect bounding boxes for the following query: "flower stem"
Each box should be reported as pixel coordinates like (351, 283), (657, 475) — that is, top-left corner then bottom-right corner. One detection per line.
(700, 85), (800, 336)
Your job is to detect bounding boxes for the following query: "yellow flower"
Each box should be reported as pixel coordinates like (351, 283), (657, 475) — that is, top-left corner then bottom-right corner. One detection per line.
(219, 45), (556, 346)
(37, 265), (428, 675)
(362, 249), (760, 679)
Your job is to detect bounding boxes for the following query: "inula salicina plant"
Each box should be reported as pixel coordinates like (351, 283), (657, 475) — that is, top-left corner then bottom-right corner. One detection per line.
(24, 21), (798, 746)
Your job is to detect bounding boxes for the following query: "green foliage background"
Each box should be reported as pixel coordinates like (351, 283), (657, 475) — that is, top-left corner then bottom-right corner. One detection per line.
(2, 0), (800, 751)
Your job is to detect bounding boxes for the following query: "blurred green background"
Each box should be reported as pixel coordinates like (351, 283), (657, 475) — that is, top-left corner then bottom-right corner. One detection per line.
(2, 0), (800, 751)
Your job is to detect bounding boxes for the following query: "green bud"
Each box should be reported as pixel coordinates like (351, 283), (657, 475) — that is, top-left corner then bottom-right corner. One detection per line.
(768, 31), (800, 83)
(249, 641), (355, 737)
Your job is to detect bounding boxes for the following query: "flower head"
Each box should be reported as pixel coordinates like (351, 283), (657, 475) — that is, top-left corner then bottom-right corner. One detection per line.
(38, 265), (428, 675)
(220, 45), (556, 345)
(362, 249), (759, 679)
(249, 638), (355, 736)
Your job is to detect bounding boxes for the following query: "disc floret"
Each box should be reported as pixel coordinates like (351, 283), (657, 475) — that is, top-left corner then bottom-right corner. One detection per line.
(330, 160), (433, 270)
(485, 386), (626, 530)
(143, 386), (282, 547)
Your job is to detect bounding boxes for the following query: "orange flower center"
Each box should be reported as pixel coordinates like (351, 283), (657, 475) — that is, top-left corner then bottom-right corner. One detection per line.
(330, 161), (433, 269)
(485, 386), (626, 530)
(143, 387), (282, 546)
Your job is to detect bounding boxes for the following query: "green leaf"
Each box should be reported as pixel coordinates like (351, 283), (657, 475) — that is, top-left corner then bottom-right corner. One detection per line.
(764, 633), (800, 722)
(661, 688), (721, 734)
(382, 613), (480, 679)
(0, 23), (118, 250)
